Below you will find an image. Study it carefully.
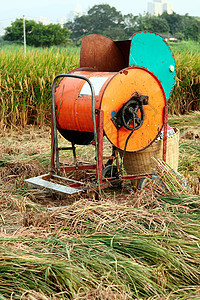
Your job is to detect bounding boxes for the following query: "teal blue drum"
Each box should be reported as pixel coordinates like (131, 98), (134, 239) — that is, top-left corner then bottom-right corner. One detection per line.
(129, 31), (176, 100)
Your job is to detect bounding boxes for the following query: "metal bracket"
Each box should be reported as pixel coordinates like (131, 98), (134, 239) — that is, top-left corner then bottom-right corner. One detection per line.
(111, 94), (148, 130)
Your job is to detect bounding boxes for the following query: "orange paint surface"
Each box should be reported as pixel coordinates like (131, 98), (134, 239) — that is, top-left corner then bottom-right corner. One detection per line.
(55, 70), (115, 132)
(101, 67), (166, 151)
(55, 67), (166, 152)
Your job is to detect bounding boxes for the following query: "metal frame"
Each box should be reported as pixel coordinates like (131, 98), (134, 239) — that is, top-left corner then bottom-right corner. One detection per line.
(50, 74), (107, 196)
(50, 87), (168, 185)
(51, 74), (97, 174)
(26, 74), (168, 197)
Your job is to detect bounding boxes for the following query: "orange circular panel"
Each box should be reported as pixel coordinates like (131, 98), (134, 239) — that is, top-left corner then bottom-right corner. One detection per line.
(101, 67), (166, 152)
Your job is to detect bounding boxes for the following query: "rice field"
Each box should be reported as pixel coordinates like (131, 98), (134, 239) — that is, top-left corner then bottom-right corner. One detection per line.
(0, 41), (200, 128)
(170, 41), (200, 114)
(0, 45), (80, 128)
(0, 41), (200, 299)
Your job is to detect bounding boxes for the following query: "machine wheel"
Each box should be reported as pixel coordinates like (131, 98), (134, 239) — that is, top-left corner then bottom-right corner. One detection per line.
(138, 177), (151, 190)
(102, 165), (118, 178)
(121, 99), (144, 131)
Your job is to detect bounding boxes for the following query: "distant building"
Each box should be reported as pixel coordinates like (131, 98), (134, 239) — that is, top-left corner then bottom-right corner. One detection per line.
(148, 0), (173, 16)
(58, 17), (68, 28)
(66, 1), (86, 22)
(159, 33), (178, 42)
(74, 2), (86, 18)
(39, 17), (51, 25)
(66, 10), (86, 22)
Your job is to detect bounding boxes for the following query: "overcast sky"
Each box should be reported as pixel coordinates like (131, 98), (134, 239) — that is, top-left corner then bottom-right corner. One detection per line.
(1, 0), (200, 35)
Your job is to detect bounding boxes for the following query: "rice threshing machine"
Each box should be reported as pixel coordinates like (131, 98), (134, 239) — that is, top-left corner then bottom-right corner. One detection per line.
(26, 31), (176, 197)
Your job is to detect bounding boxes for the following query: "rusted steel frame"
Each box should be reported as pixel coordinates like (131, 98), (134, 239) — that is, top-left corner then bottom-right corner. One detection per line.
(121, 174), (152, 180)
(51, 111), (55, 171)
(57, 147), (75, 151)
(60, 165), (96, 172)
(40, 173), (52, 180)
(96, 109), (104, 184)
(100, 173), (152, 183)
(56, 143), (78, 168)
(51, 174), (85, 185)
(163, 105), (168, 162)
(40, 173), (86, 185)
(38, 173), (91, 191)
(72, 142), (78, 168)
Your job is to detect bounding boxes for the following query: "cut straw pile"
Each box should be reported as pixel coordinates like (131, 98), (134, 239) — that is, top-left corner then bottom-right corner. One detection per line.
(0, 150), (200, 299)
(151, 158), (189, 196)
(1, 187), (200, 299)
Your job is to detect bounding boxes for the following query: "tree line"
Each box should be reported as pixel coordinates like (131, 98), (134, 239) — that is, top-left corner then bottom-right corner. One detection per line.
(2, 19), (70, 47)
(3, 4), (200, 47)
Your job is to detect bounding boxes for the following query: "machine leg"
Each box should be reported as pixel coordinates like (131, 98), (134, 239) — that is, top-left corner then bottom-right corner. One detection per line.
(72, 142), (78, 168)
(51, 111), (55, 171)
(96, 109), (104, 184)
(163, 105), (168, 162)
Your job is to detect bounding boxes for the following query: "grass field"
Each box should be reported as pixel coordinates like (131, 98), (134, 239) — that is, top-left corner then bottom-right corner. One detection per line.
(170, 41), (200, 114)
(0, 40), (200, 128)
(0, 45), (80, 127)
(0, 111), (199, 299)
(0, 40), (200, 299)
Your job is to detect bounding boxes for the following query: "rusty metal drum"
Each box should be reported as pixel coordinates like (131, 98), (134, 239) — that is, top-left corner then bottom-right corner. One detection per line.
(55, 66), (166, 151)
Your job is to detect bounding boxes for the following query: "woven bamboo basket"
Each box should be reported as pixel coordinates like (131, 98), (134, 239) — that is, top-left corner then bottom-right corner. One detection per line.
(119, 128), (179, 186)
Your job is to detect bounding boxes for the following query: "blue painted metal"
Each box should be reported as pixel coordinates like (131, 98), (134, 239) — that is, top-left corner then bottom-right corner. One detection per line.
(129, 31), (176, 100)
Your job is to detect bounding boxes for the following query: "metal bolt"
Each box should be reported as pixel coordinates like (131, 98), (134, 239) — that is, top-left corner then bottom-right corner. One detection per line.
(169, 65), (175, 72)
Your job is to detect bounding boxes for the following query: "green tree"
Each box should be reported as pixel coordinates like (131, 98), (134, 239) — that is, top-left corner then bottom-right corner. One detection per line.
(3, 18), (71, 47)
(65, 15), (90, 42)
(161, 12), (200, 41)
(184, 20), (200, 41)
(87, 4), (124, 33)
(134, 14), (170, 33)
(65, 4), (200, 43)
(123, 13), (138, 37)
(161, 12), (185, 35)
(66, 4), (127, 42)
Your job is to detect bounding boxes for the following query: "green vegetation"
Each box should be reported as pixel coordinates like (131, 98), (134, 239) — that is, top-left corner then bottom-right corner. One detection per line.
(1, 196), (200, 299)
(0, 170), (200, 299)
(3, 18), (71, 47)
(65, 4), (200, 43)
(0, 46), (79, 127)
(0, 41), (199, 128)
(0, 106), (199, 299)
(2, 5), (200, 46)
(169, 42), (200, 113)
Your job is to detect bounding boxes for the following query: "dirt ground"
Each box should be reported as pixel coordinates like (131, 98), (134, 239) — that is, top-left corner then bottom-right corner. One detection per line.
(0, 112), (199, 235)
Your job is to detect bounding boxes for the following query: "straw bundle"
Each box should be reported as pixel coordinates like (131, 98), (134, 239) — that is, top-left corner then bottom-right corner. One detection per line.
(151, 158), (188, 196)
(120, 128), (179, 187)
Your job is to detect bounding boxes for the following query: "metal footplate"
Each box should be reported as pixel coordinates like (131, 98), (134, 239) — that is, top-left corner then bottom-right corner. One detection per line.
(25, 173), (85, 195)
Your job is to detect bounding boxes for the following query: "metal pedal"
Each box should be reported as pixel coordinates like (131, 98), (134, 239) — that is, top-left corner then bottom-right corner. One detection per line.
(25, 174), (84, 195)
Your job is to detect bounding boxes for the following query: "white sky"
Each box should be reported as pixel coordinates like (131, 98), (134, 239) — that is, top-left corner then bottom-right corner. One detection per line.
(1, 0), (200, 35)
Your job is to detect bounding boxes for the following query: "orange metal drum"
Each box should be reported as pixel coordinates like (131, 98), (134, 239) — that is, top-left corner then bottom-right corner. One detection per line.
(101, 67), (166, 151)
(55, 70), (116, 132)
(55, 67), (166, 152)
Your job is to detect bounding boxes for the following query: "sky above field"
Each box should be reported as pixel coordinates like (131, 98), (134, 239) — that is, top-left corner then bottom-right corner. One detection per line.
(1, 0), (200, 35)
